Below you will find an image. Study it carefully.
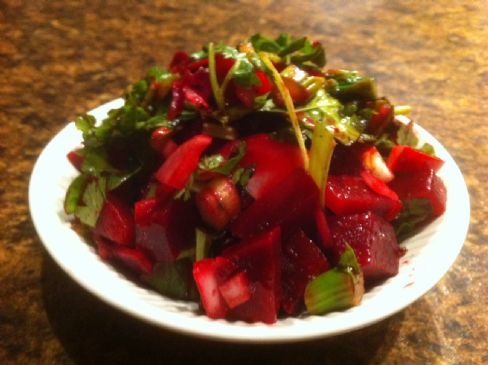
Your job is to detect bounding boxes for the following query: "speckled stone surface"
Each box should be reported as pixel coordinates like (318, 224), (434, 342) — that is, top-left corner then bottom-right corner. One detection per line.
(0, 0), (486, 364)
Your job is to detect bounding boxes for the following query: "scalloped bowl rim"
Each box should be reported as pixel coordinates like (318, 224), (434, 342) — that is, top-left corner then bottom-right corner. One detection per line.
(29, 98), (470, 343)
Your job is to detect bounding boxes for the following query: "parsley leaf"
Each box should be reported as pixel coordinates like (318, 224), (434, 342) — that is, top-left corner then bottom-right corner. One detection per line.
(74, 178), (107, 227)
(392, 199), (433, 242)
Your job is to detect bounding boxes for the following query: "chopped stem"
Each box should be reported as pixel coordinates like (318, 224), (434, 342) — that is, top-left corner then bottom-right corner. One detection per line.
(259, 52), (309, 169)
(220, 59), (241, 99)
(208, 42), (225, 111)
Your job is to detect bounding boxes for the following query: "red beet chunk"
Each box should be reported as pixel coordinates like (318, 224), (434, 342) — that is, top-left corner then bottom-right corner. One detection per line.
(282, 230), (329, 315)
(111, 246), (153, 274)
(239, 134), (304, 200)
(218, 272), (252, 309)
(231, 168), (319, 239)
(135, 199), (198, 262)
(193, 257), (238, 319)
(329, 212), (402, 281)
(95, 195), (135, 246)
(325, 175), (402, 221)
(329, 143), (370, 176)
(223, 227), (282, 324)
(389, 169), (447, 216)
(67, 148), (84, 171)
(155, 134), (212, 190)
(387, 146), (444, 174)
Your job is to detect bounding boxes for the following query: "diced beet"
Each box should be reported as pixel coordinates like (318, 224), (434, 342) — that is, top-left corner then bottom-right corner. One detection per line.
(329, 212), (402, 281)
(223, 227), (282, 324)
(387, 146), (444, 174)
(135, 199), (198, 262)
(389, 169), (447, 216)
(95, 195), (135, 246)
(155, 134), (212, 190)
(195, 177), (241, 231)
(254, 70), (272, 95)
(239, 134), (304, 200)
(67, 148), (84, 171)
(193, 257), (238, 319)
(360, 170), (399, 202)
(111, 246), (153, 275)
(325, 175), (402, 221)
(231, 168), (318, 239)
(272, 77), (311, 107)
(282, 229), (329, 315)
(330, 143), (370, 176)
(218, 272), (252, 309)
(314, 208), (333, 249)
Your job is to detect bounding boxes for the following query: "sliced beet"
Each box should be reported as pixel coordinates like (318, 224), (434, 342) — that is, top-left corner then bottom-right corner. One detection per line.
(135, 198), (198, 262)
(389, 169), (447, 216)
(155, 134), (212, 190)
(223, 227), (282, 324)
(329, 212), (402, 281)
(193, 257), (238, 319)
(325, 175), (402, 221)
(95, 195), (135, 246)
(387, 145), (444, 174)
(67, 148), (84, 171)
(231, 168), (319, 239)
(239, 134), (303, 200)
(282, 229), (329, 315)
(218, 271), (252, 309)
(329, 143), (370, 176)
(110, 246), (153, 275)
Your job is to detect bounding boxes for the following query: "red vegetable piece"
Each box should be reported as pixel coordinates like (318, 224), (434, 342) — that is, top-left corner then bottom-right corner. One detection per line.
(183, 85), (209, 110)
(254, 70), (272, 95)
(67, 148), (84, 171)
(314, 208), (333, 249)
(389, 169), (447, 216)
(169, 51), (191, 74)
(135, 199), (198, 262)
(360, 170), (402, 212)
(193, 257), (238, 319)
(223, 227), (282, 324)
(195, 177), (241, 231)
(240, 134), (303, 200)
(155, 134), (212, 190)
(282, 229), (329, 315)
(218, 271), (252, 309)
(368, 101), (393, 134)
(111, 246), (153, 275)
(325, 175), (402, 221)
(330, 143), (370, 176)
(361, 146), (394, 182)
(182, 67), (212, 101)
(387, 146), (444, 174)
(329, 212), (402, 282)
(95, 195), (135, 246)
(231, 168), (319, 239)
(272, 77), (311, 107)
(168, 80), (185, 120)
(234, 84), (256, 108)
(215, 54), (235, 82)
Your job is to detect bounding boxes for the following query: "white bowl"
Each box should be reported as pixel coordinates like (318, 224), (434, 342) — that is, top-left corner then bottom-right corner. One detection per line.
(29, 99), (470, 343)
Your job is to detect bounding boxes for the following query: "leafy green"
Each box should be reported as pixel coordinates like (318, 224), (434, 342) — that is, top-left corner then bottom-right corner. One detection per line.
(393, 199), (433, 242)
(74, 178), (107, 227)
(250, 33), (326, 68)
(296, 89), (361, 145)
(326, 70), (377, 102)
(397, 122), (435, 156)
(141, 260), (199, 300)
(64, 175), (88, 214)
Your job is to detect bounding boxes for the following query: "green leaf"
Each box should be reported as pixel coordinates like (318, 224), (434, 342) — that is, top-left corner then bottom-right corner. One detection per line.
(141, 260), (199, 300)
(296, 89), (361, 145)
(397, 122), (436, 156)
(392, 199), (433, 242)
(249, 34), (282, 53)
(232, 59), (260, 87)
(74, 178), (107, 227)
(326, 70), (377, 102)
(64, 174), (88, 214)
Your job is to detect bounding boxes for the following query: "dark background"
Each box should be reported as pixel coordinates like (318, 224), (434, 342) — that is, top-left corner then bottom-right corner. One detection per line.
(0, 1), (486, 364)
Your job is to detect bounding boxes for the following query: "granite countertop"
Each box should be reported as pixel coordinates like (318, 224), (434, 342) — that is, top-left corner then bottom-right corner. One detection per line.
(0, 1), (486, 364)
